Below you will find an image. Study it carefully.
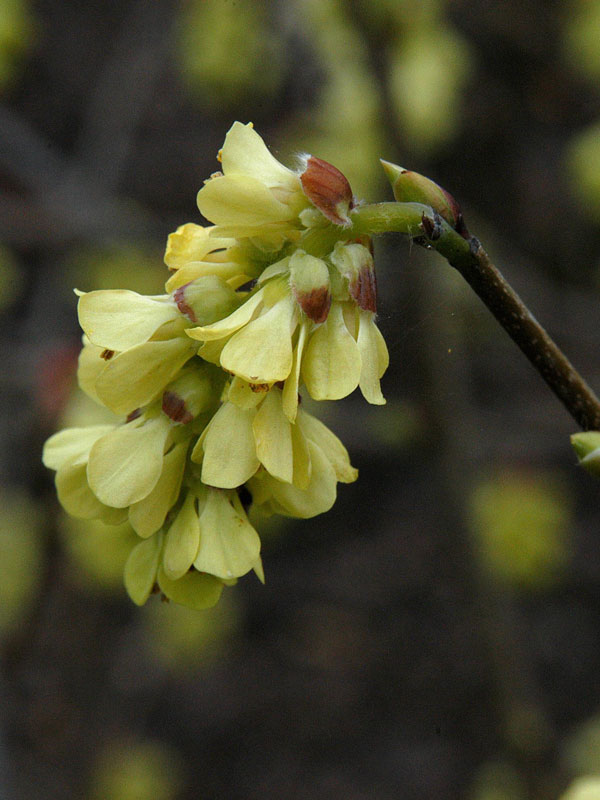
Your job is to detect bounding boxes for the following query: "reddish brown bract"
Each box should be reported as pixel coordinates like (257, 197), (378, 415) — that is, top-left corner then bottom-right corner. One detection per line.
(440, 187), (470, 239)
(294, 286), (332, 323)
(162, 391), (193, 424)
(300, 156), (354, 226)
(349, 265), (377, 313)
(173, 283), (197, 323)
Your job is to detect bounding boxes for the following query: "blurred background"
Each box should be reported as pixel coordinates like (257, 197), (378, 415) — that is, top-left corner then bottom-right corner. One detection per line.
(2, 0), (600, 797)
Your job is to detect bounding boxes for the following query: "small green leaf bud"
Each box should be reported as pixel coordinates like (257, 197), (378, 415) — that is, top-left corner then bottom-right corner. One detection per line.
(380, 159), (469, 238)
(571, 431), (600, 477)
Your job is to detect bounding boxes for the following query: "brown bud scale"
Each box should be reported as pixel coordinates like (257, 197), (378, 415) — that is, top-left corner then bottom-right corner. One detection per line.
(100, 349), (115, 360)
(173, 283), (197, 323)
(441, 187), (470, 239)
(294, 286), (332, 323)
(162, 391), (193, 424)
(126, 408), (142, 423)
(349, 266), (377, 313)
(300, 156), (354, 226)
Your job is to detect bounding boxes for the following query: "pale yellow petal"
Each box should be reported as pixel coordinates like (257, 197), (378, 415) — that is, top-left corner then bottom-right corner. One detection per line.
(197, 174), (292, 227)
(220, 295), (296, 383)
(78, 290), (178, 351)
(186, 288), (264, 342)
(190, 425), (208, 464)
(87, 415), (171, 508)
(281, 321), (308, 422)
(297, 410), (358, 484)
(357, 310), (387, 405)
(256, 257), (291, 285)
(54, 457), (125, 523)
(208, 222), (292, 243)
(157, 565), (224, 610)
(77, 341), (108, 403)
(164, 222), (234, 271)
(228, 377), (269, 409)
(220, 121), (298, 189)
(267, 440), (337, 518)
(163, 493), (200, 580)
(56, 458), (110, 519)
(301, 302), (361, 400)
(201, 403), (259, 488)
(165, 261), (250, 292)
(194, 488), (261, 579)
(197, 338), (228, 366)
(374, 319), (390, 378)
(128, 441), (188, 537)
(43, 425), (114, 471)
(291, 420), (311, 490)
(124, 533), (163, 606)
(95, 337), (196, 415)
(252, 387), (293, 483)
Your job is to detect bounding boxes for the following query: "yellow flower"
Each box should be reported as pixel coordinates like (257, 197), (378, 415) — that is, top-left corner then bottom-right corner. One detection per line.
(43, 360), (221, 526)
(247, 406), (358, 519)
(194, 383), (357, 518)
(187, 241), (388, 416)
(42, 121), (394, 612)
(76, 278), (238, 415)
(162, 486), (261, 581)
(196, 121), (310, 246)
(163, 222), (256, 292)
(123, 532), (227, 609)
(42, 424), (128, 523)
(43, 412), (183, 516)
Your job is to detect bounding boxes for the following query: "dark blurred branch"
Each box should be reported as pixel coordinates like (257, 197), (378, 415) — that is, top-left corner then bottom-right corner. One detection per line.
(0, 0), (176, 246)
(0, 105), (64, 192)
(0, 104), (156, 246)
(71, 0), (175, 195)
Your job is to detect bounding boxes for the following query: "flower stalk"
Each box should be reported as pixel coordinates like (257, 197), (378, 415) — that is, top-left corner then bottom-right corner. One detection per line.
(347, 201), (600, 432)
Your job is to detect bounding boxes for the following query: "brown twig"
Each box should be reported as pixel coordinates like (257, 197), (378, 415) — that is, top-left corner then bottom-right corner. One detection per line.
(349, 203), (600, 431)
(443, 236), (600, 431)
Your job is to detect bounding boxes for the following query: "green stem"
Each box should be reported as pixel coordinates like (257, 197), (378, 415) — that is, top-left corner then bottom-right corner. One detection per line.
(348, 202), (600, 431)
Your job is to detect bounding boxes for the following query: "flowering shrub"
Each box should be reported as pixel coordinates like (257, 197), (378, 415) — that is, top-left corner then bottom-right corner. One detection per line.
(43, 122), (387, 609)
(44, 121), (600, 611)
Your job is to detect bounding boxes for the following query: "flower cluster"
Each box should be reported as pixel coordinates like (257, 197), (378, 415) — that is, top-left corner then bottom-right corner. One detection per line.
(43, 122), (388, 610)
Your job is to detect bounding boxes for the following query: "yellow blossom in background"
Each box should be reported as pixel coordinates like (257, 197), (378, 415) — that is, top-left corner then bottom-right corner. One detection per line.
(559, 778), (600, 800)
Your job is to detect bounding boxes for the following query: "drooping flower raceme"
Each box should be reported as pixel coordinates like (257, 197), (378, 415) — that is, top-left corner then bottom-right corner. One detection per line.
(43, 121), (389, 610)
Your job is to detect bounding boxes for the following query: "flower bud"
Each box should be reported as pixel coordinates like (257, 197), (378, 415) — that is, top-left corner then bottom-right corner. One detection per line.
(173, 275), (240, 325)
(162, 368), (215, 424)
(165, 222), (234, 272)
(164, 223), (218, 271)
(380, 159), (469, 238)
(330, 241), (377, 313)
(289, 250), (331, 323)
(299, 155), (354, 226)
(571, 431), (600, 477)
